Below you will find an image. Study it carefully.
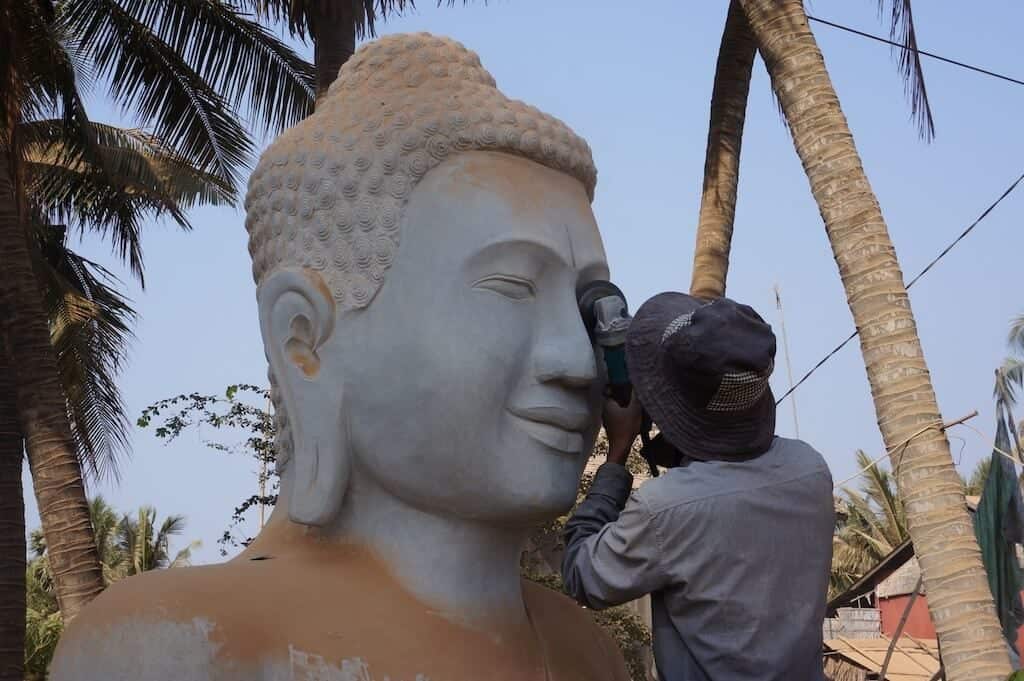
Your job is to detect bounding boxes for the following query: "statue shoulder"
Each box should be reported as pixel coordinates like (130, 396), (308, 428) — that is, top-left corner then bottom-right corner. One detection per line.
(50, 565), (237, 681)
(521, 579), (632, 681)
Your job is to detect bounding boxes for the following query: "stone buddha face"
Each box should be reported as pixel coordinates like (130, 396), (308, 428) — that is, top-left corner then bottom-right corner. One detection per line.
(247, 33), (607, 534)
(265, 150), (607, 529)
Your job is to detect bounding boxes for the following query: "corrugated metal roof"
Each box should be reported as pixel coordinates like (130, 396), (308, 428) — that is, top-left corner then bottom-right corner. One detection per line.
(824, 636), (939, 681)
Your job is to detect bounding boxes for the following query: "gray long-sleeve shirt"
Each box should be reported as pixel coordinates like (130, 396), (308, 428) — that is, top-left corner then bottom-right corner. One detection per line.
(562, 436), (834, 681)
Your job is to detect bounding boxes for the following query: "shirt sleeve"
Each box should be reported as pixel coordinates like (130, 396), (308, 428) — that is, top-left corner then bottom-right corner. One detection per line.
(561, 462), (669, 610)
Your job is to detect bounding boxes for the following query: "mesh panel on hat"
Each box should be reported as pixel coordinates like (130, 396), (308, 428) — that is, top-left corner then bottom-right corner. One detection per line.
(705, 361), (774, 412)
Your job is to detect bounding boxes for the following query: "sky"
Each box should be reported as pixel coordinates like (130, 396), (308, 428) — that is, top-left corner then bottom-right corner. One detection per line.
(22, 1), (1024, 564)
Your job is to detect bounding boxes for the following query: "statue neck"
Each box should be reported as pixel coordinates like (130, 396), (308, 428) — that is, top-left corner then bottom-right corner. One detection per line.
(251, 465), (532, 629)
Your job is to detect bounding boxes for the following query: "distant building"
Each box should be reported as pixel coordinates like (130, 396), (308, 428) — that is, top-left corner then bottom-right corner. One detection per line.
(824, 495), (1024, 679)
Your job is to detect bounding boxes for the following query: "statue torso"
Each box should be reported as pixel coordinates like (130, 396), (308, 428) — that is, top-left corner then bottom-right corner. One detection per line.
(51, 542), (630, 681)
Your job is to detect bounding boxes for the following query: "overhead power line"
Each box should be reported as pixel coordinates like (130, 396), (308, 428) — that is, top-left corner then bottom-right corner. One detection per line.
(806, 15), (1024, 88)
(775, 171), (1024, 406)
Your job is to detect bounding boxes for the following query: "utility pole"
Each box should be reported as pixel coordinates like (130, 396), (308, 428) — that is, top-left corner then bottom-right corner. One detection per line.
(774, 283), (800, 438)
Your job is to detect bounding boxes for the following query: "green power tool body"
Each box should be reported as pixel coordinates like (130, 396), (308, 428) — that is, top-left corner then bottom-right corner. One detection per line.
(577, 281), (632, 408)
(577, 281), (659, 477)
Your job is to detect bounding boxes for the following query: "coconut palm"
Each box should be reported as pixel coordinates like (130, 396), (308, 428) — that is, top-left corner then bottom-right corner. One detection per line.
(117, 507), (200, 576)
(995, 314), (1024, 462)
(831, 451), (910, 597)
(246, 1), (477, 106)
(0, 0), (313, 639)
(23, 498), (196, 679)
(732, 1), (1010, 676)
(690, 0), (758, 300)
(964, 457), (993, 498)
(1, 235), (135, 680)
(690, 1), (934, 299)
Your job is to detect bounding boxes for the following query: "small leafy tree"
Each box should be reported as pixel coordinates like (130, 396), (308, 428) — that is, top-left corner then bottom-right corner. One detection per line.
(138, 384), (275, 554)
(521, 434), (654, 681)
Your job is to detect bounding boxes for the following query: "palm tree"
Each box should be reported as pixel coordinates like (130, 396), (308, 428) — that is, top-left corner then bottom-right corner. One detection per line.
(690, 2), (935, 300)
(963, 457), (992, 498)
(734, 1), (1010, 677)
(995, 314), (1024, 462)
(691, 2), (934, 300)
(690, 0), (757, 300)
(832, 455), (993, 598)
(247, 1), (476, 107)
(117, 507), (199, 576)
(832, 451), (910, 597)
(0, 341), (25, 681)
(23, 498), (196, 679)
(0, 0), (313, 635)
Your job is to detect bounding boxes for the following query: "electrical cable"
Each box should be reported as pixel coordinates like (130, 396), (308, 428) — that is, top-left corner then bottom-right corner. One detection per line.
(776, 171), (1024, 406)
(806, 15), (1024, 88)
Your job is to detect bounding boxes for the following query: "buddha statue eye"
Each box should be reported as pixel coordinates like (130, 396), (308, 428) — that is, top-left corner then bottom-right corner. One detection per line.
(472, 275), (536, 301)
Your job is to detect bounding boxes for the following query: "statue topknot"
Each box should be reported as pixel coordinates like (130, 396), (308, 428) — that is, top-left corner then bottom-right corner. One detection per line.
(245, 32), (597, 311)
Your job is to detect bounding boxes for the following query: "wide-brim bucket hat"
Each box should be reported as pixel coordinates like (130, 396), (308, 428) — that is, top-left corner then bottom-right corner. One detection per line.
(626, 293), (777, 461)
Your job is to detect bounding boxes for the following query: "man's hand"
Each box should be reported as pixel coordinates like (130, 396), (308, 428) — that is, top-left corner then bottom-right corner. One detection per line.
(603, 394), (643, 466)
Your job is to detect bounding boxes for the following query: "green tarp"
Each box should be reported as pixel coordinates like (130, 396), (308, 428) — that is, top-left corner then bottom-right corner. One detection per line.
(973, 415), (1024, 657)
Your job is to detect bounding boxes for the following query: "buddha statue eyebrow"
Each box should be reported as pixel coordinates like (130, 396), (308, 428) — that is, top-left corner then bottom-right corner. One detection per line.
(465, 237), (569, 276)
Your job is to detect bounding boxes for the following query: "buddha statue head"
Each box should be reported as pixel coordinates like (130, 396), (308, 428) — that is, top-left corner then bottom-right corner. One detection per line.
(244, 34), (607, 546)
(45, 35), (628, 681)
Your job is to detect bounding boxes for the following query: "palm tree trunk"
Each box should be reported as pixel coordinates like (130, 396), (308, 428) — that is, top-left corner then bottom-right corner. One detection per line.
(735, 1), (1011, 678)
(690, 0), (758, 300)
(310, 1), (357, 108)
(0, 151), (104, 621)
(0, 334), (25, 681)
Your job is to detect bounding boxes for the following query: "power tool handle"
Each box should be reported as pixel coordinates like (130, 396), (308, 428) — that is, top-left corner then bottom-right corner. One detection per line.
(639, 410), (658, 478)
(603, 345), (631, 408)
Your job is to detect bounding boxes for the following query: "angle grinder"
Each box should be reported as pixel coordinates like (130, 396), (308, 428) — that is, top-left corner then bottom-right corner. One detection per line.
(577, 280), (632, 408)
(577, 281), (659, 476)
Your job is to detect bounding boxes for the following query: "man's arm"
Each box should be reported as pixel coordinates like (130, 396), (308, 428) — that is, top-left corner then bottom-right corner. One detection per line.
(561, 396), (668, 609)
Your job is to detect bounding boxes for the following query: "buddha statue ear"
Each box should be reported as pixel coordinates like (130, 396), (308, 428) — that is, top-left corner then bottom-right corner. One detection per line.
(258, 269), (349, 526)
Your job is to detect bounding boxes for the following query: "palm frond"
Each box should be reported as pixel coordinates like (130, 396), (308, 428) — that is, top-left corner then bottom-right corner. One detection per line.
(30, 225), (135, 481)
(23, 605), (64, 677)
(1009, 315), (1024, 356)
(832, 450), (910, 590)
(22, 119), (235, 281)
(964, 457), (992, 496)
(8, 0), (83, 131)
(108, 0), (314, 134)
(854, 449), (904, 544)
(59, 0), (255, 190)
(168, 540), (201, 568)
(88, 495), (126, 579)
(995, 360), (1024, 412)
(877, 0), (935, 141)
(244, 0), (416, 40)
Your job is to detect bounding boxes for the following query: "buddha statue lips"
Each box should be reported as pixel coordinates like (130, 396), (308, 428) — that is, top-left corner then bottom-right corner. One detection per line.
(507, 402), (592, 455)
(49, 33), (631, 681)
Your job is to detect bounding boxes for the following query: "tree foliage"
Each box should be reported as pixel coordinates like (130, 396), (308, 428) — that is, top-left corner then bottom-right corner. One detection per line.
(831, 450), (910, 598)
(24, 496), (197, 679)
(521, 434), (654, 681)
(139, 384), (275, 553)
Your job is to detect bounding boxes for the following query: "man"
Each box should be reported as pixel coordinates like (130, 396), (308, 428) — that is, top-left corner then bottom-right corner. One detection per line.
(563, 292), (834, 681)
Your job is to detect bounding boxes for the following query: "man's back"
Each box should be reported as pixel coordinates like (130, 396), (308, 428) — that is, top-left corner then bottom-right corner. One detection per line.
(637, 436), (833, 680)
